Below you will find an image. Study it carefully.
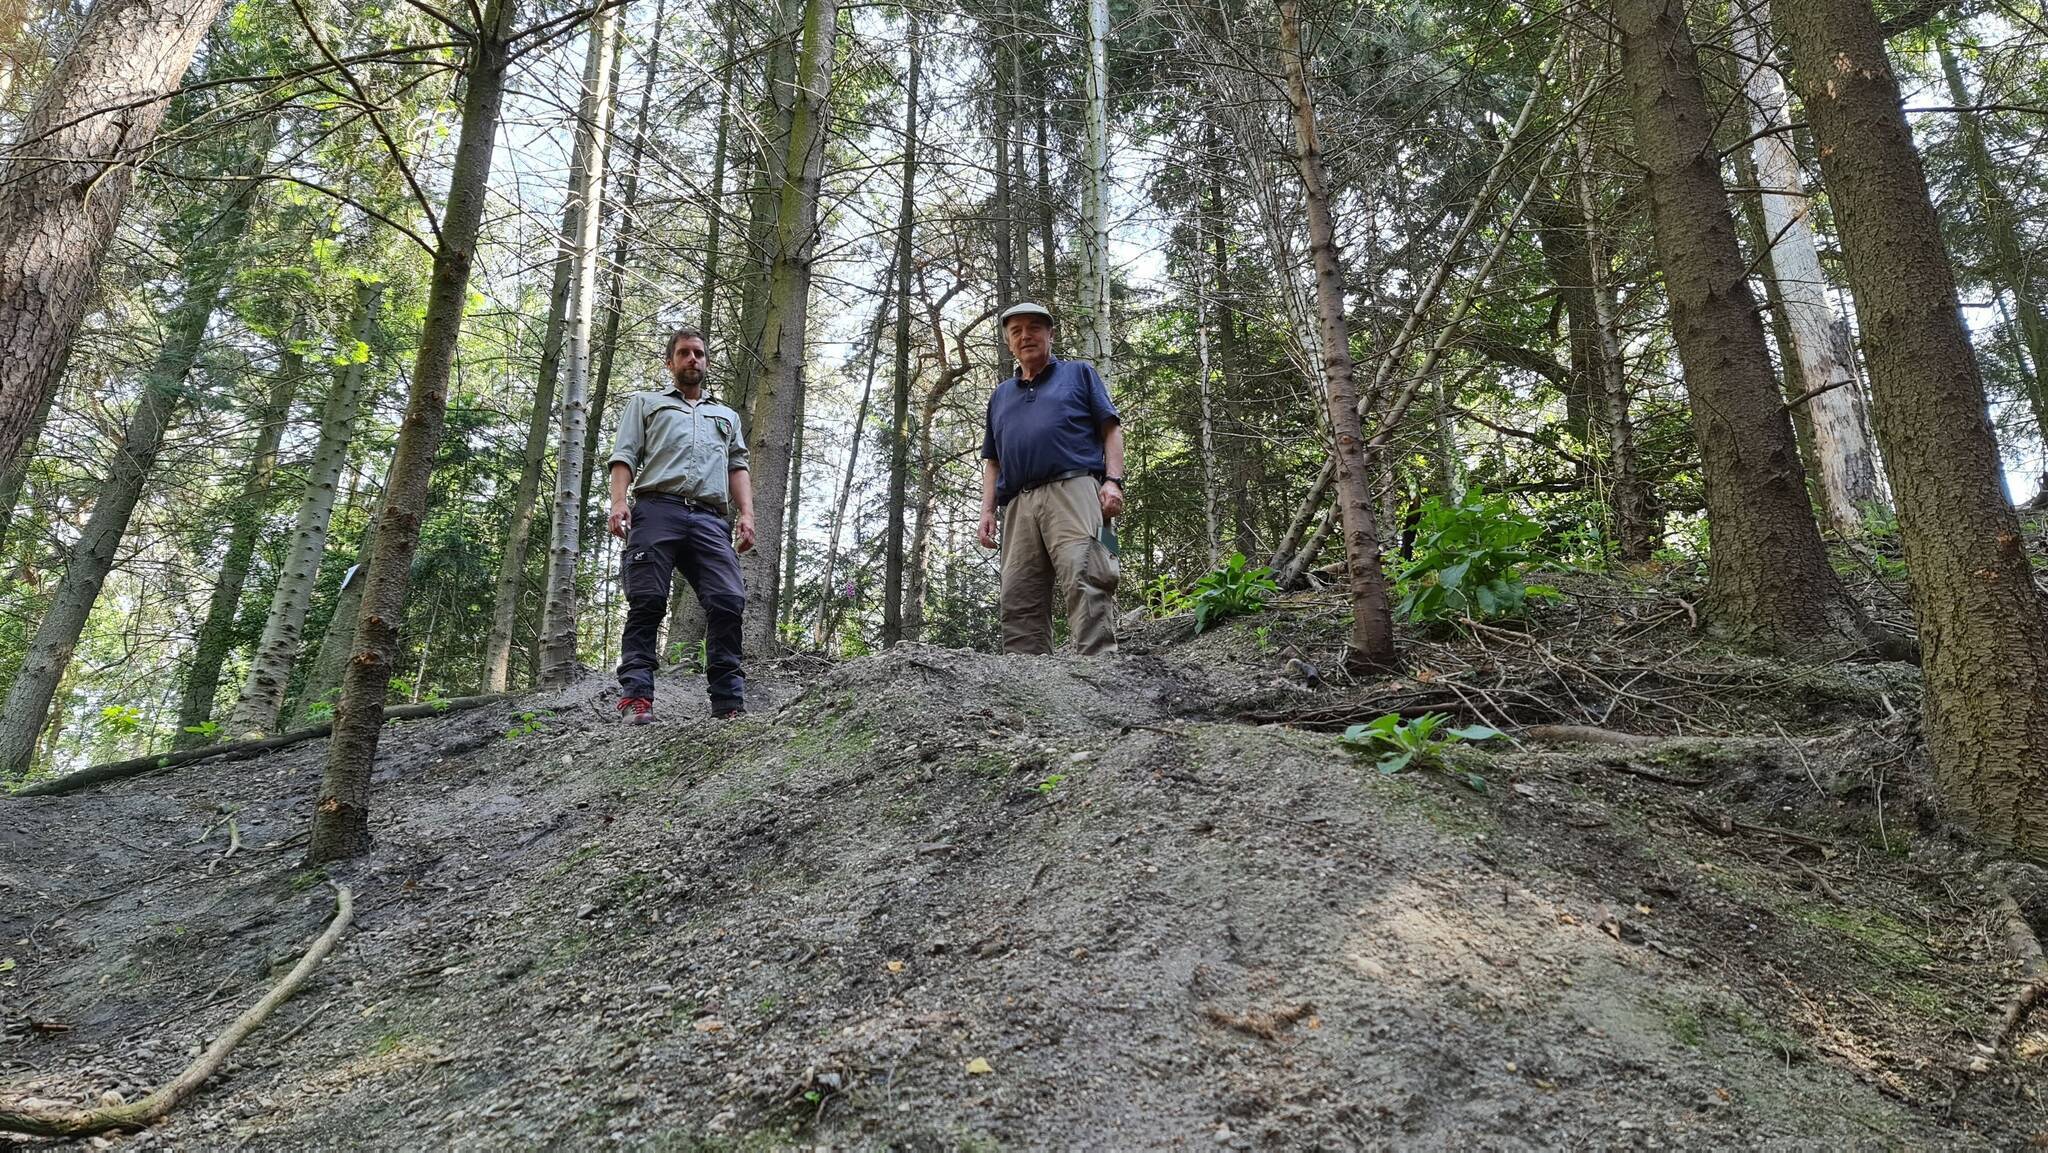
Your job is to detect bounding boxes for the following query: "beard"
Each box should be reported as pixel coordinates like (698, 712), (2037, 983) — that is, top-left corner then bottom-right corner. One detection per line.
(672, 365), (704, 390)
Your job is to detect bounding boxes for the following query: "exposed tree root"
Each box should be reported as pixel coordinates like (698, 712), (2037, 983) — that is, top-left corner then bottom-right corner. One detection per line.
(1987, 893), (2048, 1056)
(1521, 724), (1661, 747)
(0, 884), (354, 1138)
(12, 694), (513, 797)
(1202, 1001), (1314, 1041)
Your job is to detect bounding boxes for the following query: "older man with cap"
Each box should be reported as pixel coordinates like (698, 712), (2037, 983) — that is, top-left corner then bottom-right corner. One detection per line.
(977, 301), (1126, 655)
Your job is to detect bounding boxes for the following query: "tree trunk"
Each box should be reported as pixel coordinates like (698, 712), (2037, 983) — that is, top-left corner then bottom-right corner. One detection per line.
(306, 0), (518, 864)
(1203, 129), (1255, 559)
(1938, 39), (2048, 444)
(1733, 0), (1885, 535)
(819, 261), (895, 647)
(1611, 0), (1870, 650)
(0, 360), (60, 554)
(779, 378), (805, 635)
(740, 0), (837, 657)
(1775, 0), (2048, 856)
(226, 281), (380, 738)
(0, 0), (226, 468)
(582, 9), (651, 539)
(881, 11), (919, 648)
(480, 68), (601, 693)
(1277, 0), (1394, 669)
(174, 342), (302, 746)
(991, 29), (1015, 382)
(1193, 210), (1222, 566)
(538, 5), (619, 686)
(698, 7), (738, 340)
(1734, 144), (1827, 497)
(0, 136), (265, 776)
(291, 527), (371, 729)
(1076, 0), (1112, 370)
(1035, 76), (1056, 310)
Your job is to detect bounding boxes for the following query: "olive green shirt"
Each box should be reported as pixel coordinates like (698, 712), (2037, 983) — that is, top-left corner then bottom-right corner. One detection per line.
(607, 385), (750, 512)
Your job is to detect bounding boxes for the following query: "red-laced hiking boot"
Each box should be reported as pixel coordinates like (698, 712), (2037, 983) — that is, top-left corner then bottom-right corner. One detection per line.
(617, 697), (655, 725)
(713, 705), (745, 720)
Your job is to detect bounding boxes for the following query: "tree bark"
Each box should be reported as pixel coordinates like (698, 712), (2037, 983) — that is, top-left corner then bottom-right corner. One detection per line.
(698, 10), (738, 340)
(881, 11), (919, 648)
(173, 341), (302, 746)
(227, 282), (380, 738)
(0, 0), (227, 468)
(291, 526), (371, 729)
(538, 5), (618, 686)
(1611, 0), (1871, 650)
(740, 0), (837, 656)
(0, 139), (266, 776)
(1277, 0), (1394, 668)
(1775, 0), (2048, 856)
(1076, 0), (1112, 371)
(820, 260), (895, 647)
(1733, 0), (1886, 535)
(306, 0), (519, 864)
(0, 367), (57, 554)
(480, 68), (600, 693)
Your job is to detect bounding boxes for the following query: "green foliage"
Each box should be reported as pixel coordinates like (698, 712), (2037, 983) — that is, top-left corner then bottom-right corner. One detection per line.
(1339, 711), (1502, 792)
(1395, 488), (1559, 624)
(1139, 574), (1194, 618)
(99, 704), (145, 738)
(1191, 553), (1279, 633)
(504, 710), (549, 741)
(182, 720), (220, 739)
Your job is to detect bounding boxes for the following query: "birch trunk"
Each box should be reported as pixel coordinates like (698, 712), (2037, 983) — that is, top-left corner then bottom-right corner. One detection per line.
(226, 282), (381, 738)
(819, 261), (896, 647)
(539, 6), (619, 686)
(1733, 0), (1885, 534)
(0, 0), (227, 467)
(1775, 0), (2048, 857)
(1277, 0), (1394, 668)
(307, 0), (519, 863)
(174, 343), (302, 746)
(1076, 0), (1112, 370)
(741, 0), (837, 656)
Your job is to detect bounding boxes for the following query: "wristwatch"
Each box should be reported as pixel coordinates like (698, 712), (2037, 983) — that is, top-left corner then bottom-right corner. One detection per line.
(1103, 475), (1125, 489)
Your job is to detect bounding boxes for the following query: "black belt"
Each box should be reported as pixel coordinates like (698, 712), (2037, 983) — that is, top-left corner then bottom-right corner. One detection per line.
(636, 490), (725, 514)
(1017, 469), (1095, 495)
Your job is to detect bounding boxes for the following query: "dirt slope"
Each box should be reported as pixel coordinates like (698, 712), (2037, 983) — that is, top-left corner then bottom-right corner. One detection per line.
(4, 599), (2045, 1149)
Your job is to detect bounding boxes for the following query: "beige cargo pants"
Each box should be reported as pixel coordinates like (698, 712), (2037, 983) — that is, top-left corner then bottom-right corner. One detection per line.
(1000, 474), (1120, 655)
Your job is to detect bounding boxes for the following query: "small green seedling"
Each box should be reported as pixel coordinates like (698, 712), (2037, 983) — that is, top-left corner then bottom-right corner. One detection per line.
(504, 710), (548, 740)
(1340, 711), (1502, 793)
(182, 720), (219, 739)
(1036, 772), (1067, 794)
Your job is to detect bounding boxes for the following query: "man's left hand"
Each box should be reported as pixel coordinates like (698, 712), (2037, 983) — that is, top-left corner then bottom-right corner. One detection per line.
(1100, 480), (1125, 520)
(735, 514), (757, 554)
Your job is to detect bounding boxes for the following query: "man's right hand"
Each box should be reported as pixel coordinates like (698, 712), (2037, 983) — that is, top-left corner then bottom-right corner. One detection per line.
(608, 501), (631, 540)
(977, 510), (998, 550)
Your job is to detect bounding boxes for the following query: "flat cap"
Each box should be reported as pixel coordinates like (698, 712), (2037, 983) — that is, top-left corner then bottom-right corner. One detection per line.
(998, 300), (1055, 325)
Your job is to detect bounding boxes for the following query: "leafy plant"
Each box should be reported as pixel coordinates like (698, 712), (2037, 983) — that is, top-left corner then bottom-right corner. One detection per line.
(1191, 552), (1279, 633)
(181, 720), (219, 739)
(99, 704), (145, 737)
(1395, 488), (1560, 624)
(504, 710), (549, 741)
(1339, 711), (1502, 792)
(1140, 573), (1194, 617)
(303, 688), (342, 724)
(1036, 772), (1067, 794)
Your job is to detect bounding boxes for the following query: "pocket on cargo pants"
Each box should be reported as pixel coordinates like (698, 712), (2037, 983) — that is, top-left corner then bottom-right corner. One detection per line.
(622, 544), (673, 602)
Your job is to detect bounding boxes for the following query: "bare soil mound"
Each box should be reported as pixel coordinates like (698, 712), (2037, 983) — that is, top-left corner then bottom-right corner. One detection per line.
(5, 585), (2045, 1148)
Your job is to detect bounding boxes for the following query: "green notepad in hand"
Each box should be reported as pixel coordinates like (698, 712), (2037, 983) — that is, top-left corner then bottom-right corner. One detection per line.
(1099, 519), (1119, 557)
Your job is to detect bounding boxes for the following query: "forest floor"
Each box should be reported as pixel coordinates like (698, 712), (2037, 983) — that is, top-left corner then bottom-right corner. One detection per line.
(5, 561), (2048, 1149)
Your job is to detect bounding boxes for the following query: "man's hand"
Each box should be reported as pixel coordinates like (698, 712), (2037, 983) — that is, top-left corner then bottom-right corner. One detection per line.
(1100, 481), (1125, 520)
(735, 513), (757, 554)
(978, 509), (999, 550)
(608, 501), (631, 540)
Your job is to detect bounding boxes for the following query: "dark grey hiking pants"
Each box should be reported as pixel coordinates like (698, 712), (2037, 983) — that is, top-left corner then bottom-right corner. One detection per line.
(617, 494), (745, 710)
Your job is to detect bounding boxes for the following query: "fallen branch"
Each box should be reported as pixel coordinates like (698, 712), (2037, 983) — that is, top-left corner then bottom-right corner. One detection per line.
(0, 884), (354, 1138)
(1987, 893), (2048, 1057)
(1521, 724), (1661, 748)
(12, 693), (514, 797)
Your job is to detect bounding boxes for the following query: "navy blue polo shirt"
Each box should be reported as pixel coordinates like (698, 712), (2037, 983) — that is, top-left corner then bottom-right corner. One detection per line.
(981, 357), (1120, 507)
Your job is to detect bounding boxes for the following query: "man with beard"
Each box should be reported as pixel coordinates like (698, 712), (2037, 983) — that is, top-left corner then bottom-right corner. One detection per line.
(606, 328), (756, 722)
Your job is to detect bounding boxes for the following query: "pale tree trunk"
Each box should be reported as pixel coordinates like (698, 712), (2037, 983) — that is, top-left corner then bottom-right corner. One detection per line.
(538, 6), (618, 687)
(306, 0), (518, 863)
(740, 0), (837, 656)
(1035, 76), (1056, 308)
(1734, 0), (1885, 535)
(1076, 0), (1111, 370)
(174, 342), (302, 746)
(1776, 0), (2048, 857)
(226, 281), (380, 738)
(1938, 39), (2048, 446)
(992, 25), (1014, 385)
(481, 33), (607, 692)
(1612, 0), (1874, 651)
(0, 0), (227, 468)
(779, 382), (805, 635)
(1277, 0), (1394, 668)
(818, 263), (894, 647)
(881, 10), (919, 647)
(0, 138), (265, 776)
(697, 9), (737, 339)
(292, 528), (371, 729)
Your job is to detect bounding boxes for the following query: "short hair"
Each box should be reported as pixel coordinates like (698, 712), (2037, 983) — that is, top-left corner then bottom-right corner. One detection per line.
(665, 328), (706, 358)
